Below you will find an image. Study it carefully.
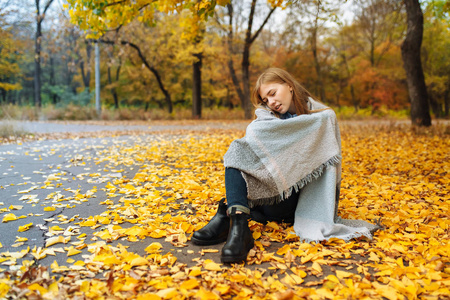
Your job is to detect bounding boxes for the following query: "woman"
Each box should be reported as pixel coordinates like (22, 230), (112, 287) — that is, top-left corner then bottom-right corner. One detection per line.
(192, 68), (379, 264)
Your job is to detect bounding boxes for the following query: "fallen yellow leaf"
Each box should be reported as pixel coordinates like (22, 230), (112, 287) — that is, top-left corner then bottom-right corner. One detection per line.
(2, 213), (18, 223)
(145, 242), (162, 254)
(15, 237), (28, 242)
(66, 247), (82, 256)
(45, 236), (70, 247)
(130, 257), (149, 267)
(179, 278), (199, 290)
(27, 283), (47, 295)
(18, 223), (33, 232)
(204, 260), (222, 271)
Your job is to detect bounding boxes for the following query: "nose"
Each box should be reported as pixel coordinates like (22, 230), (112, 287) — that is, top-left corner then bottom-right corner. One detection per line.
(267, 97), (276, 108)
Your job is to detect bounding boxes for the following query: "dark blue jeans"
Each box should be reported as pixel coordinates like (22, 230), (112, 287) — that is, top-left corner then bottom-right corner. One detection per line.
(225, 167), (299, 223)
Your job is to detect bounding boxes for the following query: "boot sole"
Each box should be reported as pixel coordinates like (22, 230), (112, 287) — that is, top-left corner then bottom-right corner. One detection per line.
(191, 236), (228, 246)
(220, 240), (254, 263)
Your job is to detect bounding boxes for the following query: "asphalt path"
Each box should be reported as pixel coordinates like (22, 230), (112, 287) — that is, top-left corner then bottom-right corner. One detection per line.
(0, 124), (240, 274)
(0, 120), (249, 134)
(0, 136), (139, 270)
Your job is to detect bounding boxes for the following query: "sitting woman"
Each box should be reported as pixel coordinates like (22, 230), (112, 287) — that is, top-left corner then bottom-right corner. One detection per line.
(192, 68), (379, 264)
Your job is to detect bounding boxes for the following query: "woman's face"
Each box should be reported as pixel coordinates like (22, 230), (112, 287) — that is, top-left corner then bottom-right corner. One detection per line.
(259, 82), (296, 115)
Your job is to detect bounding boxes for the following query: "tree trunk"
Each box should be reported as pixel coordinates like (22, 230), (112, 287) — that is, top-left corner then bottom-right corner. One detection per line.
(429, 93), (443, 118)
(80, 40), (92, 92)
(310, 1), (326, 103)
(341, 52), (358, 112)
(150, 66), (172, 114)
(401, 0), (431, 126)
(49, 56), (57, 104)
(107, 66), (119, 109)
(0, 88), (6, 103)
(241, 41), (253, 118)
(370, 26), (375, 67)
(95, 42), (101, 116)
(225, 1), (276, 119)
(350, 85), (359, 113)
(226, 4), (246, 113)
(444, 89), (449, 117)
(311, 26), (326, 102)
(34, 0), (54, 108)
(192, 53), (202, 119)
(241, 0), (257, 119)
(34, 12), (42, 107)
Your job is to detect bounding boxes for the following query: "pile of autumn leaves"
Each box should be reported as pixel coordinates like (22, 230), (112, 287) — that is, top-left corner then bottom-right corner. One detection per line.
(1, 123), (449, 299)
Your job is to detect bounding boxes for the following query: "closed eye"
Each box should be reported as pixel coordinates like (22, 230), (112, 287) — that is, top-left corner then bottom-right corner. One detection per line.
(267, 89), (276, 97)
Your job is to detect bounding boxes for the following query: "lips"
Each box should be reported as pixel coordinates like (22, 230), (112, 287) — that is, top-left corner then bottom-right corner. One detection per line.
(275, 104), (281, 111)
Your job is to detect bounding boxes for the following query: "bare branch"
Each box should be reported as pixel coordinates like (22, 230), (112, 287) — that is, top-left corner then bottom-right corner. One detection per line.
(214, 12), (227, 33)
(99, 38), (173, 112)
(249, 6), (276, 45)
(104, 1), (127, 8)
(42, 0), (54, 15)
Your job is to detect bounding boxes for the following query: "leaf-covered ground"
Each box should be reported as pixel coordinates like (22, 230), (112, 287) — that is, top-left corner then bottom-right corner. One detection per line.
(0, 122), (449, 299)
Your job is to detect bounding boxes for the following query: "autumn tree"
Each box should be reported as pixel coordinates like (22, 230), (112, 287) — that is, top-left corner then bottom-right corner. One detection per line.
(328, 25), (361, 111)
(199, 27), (240, 109)
(352, 0), (404, 112)
(282, 0), (340, 104)
(98, 13), (203, 112)
(422, 0), (450, 118)
(66, 0), (227, 116)
(354, 0), (403, 67)
(0, 4), (25, 103)
(42, 15), (93, 105)
(171, 12), (207, 117)
(34, 0), (55, 107)
(187, 17), (205, 118)
(215, 0), (280, 119)
(401, 0), (431, 126)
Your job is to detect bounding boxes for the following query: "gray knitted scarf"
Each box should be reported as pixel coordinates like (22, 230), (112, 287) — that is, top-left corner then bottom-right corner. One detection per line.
(224, 99), (379, 242)
(224, 99), (341, 205)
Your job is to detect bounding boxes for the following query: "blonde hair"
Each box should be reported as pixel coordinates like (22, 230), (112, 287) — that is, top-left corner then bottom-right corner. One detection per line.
(252, 68), (314, 116)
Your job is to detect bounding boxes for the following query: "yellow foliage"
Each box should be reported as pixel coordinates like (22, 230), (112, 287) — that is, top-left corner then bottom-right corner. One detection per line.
(27, 283), (47, 295)
(66, 0), (227, 38)
(18, 223), (33, 232)
(2, 213), (23, 222)
(2, 125), (450, 299)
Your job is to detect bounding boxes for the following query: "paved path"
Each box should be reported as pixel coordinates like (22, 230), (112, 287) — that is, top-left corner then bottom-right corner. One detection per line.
(0, 129), (243, 273)
(4, 119), (449, 136)
(0, 136), (143, 270)
(0, 120), (250, 134)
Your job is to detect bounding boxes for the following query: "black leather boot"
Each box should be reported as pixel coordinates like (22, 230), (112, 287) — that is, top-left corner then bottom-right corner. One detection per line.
(221, 208), (254, 264)
(192, 199), (230, 245)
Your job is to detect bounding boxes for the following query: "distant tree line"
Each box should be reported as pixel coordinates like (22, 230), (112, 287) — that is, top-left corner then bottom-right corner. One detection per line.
(0, 0), (449, 125)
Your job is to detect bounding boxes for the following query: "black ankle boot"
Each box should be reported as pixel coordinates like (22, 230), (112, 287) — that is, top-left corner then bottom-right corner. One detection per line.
(221, 208), (254, 264)
(192, 199), (230, 245)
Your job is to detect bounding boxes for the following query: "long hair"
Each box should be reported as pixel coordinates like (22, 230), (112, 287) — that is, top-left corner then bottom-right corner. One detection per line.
(251, 68), (314, 116)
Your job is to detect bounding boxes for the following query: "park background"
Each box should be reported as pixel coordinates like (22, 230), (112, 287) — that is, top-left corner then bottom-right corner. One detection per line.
(0, 0), (449, 124)
(0, 1), (450, 299)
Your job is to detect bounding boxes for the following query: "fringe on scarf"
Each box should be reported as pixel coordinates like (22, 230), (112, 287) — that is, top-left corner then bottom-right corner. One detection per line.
(248, 154), (342, 208)
(296, 229), (373, 244)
